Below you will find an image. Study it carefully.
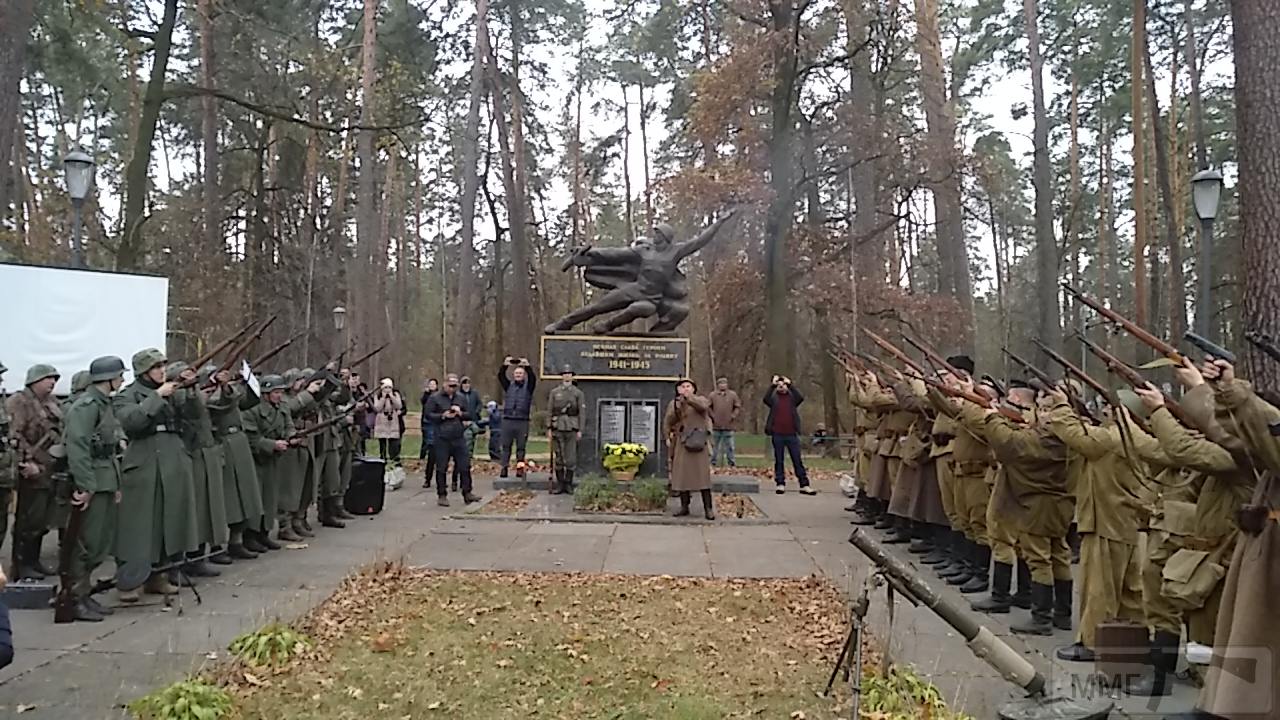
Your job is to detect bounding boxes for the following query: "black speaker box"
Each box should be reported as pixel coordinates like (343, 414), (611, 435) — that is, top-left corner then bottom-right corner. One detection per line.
(345, 456), (386, 515)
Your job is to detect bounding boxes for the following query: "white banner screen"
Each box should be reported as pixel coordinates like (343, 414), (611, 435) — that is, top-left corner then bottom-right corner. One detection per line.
(0, 263), (169, 395)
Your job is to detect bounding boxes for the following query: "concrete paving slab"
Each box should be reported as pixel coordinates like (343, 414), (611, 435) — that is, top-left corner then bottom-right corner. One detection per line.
(8, 608), (138, 651)
(0, 648), (61, 685)
(611, 523), (704, 549)
(706, 538), (819, 578)
(491, 535), (610, 573)
(87, 612), (263, 655)
(1, 650), (205, 714)
(701, 524), (795, 542)
(602, 548), (713, 577)
(403, 530), (521, 570)
(525, 522), (618, 536)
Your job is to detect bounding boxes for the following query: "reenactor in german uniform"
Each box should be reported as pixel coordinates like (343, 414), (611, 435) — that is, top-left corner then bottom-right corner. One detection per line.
(335, 369), (364, 506)
(209, 368), (264, 561)
(0, 361), (16, 568)
(65, 371), (92, 411)
(114, 349), (199, 600)
(172, 363), (231, 577)
(281, 369), (325, 537)
(60, 356), (127, 622)
(244, 375), (298, 547)
(547, 365), (585, 495)
(6, 364), (63, 581)
(313, 367), (354, 528)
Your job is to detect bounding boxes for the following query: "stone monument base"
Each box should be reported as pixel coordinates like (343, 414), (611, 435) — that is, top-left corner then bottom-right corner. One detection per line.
(492, 474), (761, 494)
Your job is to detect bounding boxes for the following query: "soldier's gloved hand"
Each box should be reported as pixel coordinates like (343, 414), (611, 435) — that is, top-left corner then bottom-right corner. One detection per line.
(308, 380), (325, 394)
(157, 381), (179, 398)
(71, 489), (90, 509)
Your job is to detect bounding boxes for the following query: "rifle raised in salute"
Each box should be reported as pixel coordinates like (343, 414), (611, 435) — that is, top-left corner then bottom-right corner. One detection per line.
(856, 339), (1025, 424)
(194, 316), (276, 389)
(1034, 337), (1153, 436)
(177, 319), (260, 388)
(1005, 346), (1099, 423)
(1062, 282), (1189, 365)
(248, 331), (305, 372)
(1074, 332), (1197, 431)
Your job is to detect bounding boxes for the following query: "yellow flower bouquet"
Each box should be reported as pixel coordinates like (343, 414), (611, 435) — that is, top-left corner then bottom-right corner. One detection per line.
(602, 442), (648, 477)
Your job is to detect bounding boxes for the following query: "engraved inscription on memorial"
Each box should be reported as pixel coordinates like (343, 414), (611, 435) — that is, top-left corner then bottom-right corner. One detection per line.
(542, 336), (689, 380)
(630, 403), (657, 452)
(598, 402), (628, 446)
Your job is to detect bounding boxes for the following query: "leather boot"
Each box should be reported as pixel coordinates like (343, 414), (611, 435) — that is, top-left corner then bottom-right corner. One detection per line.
(1010, 582), (1054, 635)
(144, 573), (179, 596)
(1052, 578), (1073, 631)
(229, 542), (259, 559)
(852, 498), (881, 525)
(700, 489), (715, 520)
(184, 558), (221, 578)
(209, 546), (233, 565)
(564, 470), (575, 494)
(971, 561), (1012, 614)
(1125, 629), (1179, 697)
(907, 522), (933, 554)
(300, 513), (315, 533)
(945, 540), (975, 585)
(674, 491), (691, 517)
(334, 498), (355, 520)
(31, 536), (56, 576)
(278, 518), (304, 543)
(883, 518), (911, 544)
(937, 534), (969, 578)
(320, 499), (346, 529)
(84, 594), (114, 616)
(1056, 642), (1097, 662)
(872, 512), (895, 530)
(921, 526), (949, 564)
(550, 470), (565, 495)
(1011, 560), (1032, 610)
(959, 544), (992, 594)
(292, 515), (314, 538)
(72, 598), (105, 622)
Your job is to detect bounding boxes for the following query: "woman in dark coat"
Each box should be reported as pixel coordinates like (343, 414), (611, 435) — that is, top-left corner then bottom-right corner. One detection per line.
(664, 379), (714, 520)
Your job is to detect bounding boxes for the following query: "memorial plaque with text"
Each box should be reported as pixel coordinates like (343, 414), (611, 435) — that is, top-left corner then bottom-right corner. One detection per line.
(542, 335), (689, 381)
(630, 402), (658, 452)
(598, 402), (628, 446)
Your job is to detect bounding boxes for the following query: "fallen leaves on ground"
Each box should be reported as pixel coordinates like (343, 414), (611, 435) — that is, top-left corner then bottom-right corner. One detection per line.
(476, 490), (535, 515)
(715, 493), (764, 518)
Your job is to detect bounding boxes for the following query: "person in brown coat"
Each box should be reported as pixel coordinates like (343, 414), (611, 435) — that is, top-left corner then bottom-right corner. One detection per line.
(664, 379), (714, 520)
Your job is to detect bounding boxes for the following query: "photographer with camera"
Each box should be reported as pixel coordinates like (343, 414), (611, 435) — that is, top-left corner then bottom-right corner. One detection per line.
(372, 379), (404, 466)
(497, 357), (537, 478)
(424, 374), (479, 506)
(763, 375), (816, 495)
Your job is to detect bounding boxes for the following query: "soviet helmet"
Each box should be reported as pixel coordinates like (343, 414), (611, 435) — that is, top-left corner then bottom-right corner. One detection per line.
(25, 364), (60, 387)
(261, 374), (287, 392)
(70, 370), (92, 394)
(132, 348), (166, 375)
(164, 361), (190, 382)
(89, 356), (127, 383)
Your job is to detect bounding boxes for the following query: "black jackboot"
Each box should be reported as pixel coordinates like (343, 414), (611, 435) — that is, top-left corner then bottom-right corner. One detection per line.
(320, 499), (346, 529)
(550, 470), (566, 495)
(945, 539), (975, 585)
(1124, 630), (1179, 696)
(937, 533), (969, 578)
(564, 470), (575, 494)
(700, 489), (715, 520)
(1052, 578), (1073, 631)
(674, 491), (691, 517)
(908, 522), (934, 554)
(852, 497), (881, 525)
(1012, 560), (1032, 609)
(1011, 582), (1054, 635)
(30, 535), (55, 576)
(13, 540), (44, 581)
(921, 526), (949, 565)
(959, 544), (992, 594)
(883, 517), (911, 544)
(971, 561), (1012, 613)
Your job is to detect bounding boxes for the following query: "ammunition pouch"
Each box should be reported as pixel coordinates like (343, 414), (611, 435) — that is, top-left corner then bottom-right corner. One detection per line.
(1161, 548), (1226, 609)
(1236, 504), (1270, 535)
(54, 472), (75, 502)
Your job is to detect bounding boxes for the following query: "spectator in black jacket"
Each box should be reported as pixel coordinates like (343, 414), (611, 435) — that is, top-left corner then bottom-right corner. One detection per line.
(452, 377), (483, 491)
(497, 357), (537, 478)
(418, 378), (439, 488)
(424, 374), (479, 506)
(764, 375), (815, 495)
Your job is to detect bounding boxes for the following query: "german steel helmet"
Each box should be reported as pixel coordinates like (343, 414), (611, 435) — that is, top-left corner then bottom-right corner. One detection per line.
(70, 370), (92, 393)
(261, 374), (287, 392)
(132, 348), (166, 375)
(88, 356), (127, 383)
(24, 363), (59, 386)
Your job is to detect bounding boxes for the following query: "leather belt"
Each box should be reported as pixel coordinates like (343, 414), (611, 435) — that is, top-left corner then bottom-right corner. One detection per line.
(223, 426), (242, 435)
(154, 424), (177, 433)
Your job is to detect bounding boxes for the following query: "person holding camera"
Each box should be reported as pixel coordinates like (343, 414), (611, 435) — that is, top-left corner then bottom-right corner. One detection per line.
(424, 374), (479, 506)
(372, 378), (404, 466)
(664, 379), (714, 519)
(497, 357), (537, 478)
(764, 375), (816, 495)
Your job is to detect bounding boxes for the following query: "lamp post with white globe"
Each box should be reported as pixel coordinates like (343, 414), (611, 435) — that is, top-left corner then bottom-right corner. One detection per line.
(63, 150), (96, 268)
(1191, 168), (1224, 340)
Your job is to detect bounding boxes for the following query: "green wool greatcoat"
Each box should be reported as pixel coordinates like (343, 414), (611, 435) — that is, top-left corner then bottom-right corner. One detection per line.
(243, 396), (295, 529)
(210, 383), (264, 527)
(181, 386), (230, 547)
(114, 379), (199, 565)
(281, 389), (316, 514)
(63, 385), (123, 595)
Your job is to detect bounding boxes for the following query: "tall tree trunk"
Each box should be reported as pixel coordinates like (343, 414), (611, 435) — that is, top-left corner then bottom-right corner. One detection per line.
(355, 0), (380, 357)
(118, 0), (179, 270)
(1131, 0), (1149, 333)
(1024, 0), (1058, 354)
(1231, 0), (1280, 395)
(638, 82), (652, 227)
(570, 37), (584, 249)
(621, 83), (634, 242)
(507, 0), (535, 355)
(1185, 0), (1209, 170)
(453, 0), (488, 373)
(1097, 93), (1114, 353)
(913, 0), (974, 349)
(0, 0), (34, 222)
(1143, 42), (1186, 341)
(842, 0), (884, 291)
(764, 2), (801, 375)
(198, 0), (219, 258)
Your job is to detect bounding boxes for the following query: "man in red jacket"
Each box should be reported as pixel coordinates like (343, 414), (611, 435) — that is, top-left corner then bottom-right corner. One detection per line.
(764, 376), (816, 496)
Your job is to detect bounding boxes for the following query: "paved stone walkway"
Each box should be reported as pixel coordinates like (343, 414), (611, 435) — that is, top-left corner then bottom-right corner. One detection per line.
(0, 478), (1198, 719)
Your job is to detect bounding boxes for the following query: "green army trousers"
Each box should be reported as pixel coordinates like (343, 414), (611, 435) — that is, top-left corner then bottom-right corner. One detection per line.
(15, 484), (53, 546)
(552, 431), (578, 472)
(70, 492), (117, 597)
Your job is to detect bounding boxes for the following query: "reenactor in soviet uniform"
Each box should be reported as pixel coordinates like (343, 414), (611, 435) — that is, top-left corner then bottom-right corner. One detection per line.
(956, 379), (1071, 635)
(6, 363), (63, 581)
(1042, 387), (1160, 659)
(547, 365), (584, 495)
(60, 356), (127, 622)
(208, 369), (264, 560)
(1131, 362), (1257, 698)
(171, 363), (230, 577)
(243, 375), (298, 547)
(0, 361), (17, 565)
(114, 349), (199, 600)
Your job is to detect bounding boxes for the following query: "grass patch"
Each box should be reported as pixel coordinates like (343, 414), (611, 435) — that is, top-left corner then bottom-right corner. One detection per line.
(475, 490), (535, 515)
(574, 476), (668, 512)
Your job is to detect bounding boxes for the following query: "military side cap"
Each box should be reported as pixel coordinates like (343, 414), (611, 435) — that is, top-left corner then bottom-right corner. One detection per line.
(261, 374), (287, 392)
(1116, 388), (1148, 419)
(25, 363), (60, 386)
(132, 348), (166, 375)
(164, 361), (190, 382)
(70, 370), (92, 393)
(89, 356), (126, 383)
